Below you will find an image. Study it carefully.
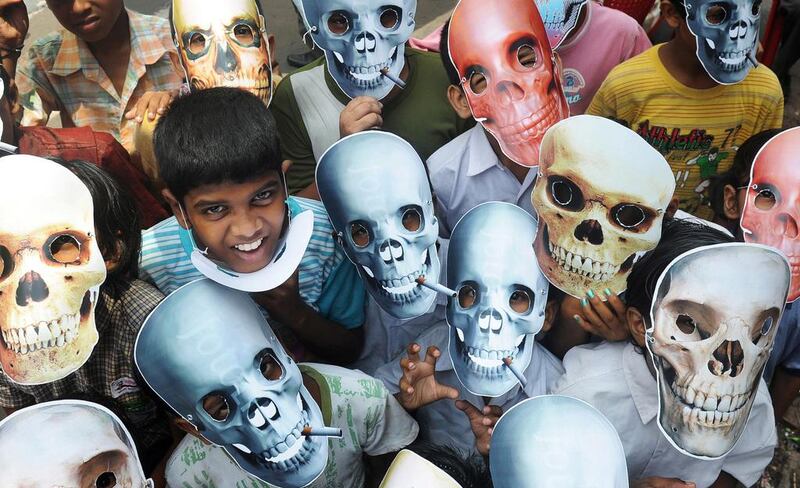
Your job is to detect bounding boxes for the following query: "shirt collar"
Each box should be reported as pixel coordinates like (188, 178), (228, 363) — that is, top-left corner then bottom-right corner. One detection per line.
(623, 341), (660, 424)
(466, 125), (504, 177)
(128, 9), (176, 66)
(51, 30), (91, 77)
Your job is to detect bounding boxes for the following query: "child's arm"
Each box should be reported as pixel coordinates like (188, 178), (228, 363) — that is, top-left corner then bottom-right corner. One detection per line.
(770, 366), (800, 421)
(0, 0), (27, 79)
(632, 478), (695, 487)
(396, 343), (459, 412)
(708, 472), (736, 488)
(455, 400), (502, 457)
(543, 291), (630, 358)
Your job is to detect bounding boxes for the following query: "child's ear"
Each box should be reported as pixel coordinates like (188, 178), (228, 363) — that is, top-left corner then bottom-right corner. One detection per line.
(268, 33), (281, 74)
(174, 418), (212, 446)
(660, 0), (684, 28)
(104, 235), (124, 273)
(162, 189), (191, 229)
(541, 299), (559, 333)
(626, 307), (648, 347)
(281, 159), (292, 174)
(722, 184), (743, 221)
(446, 84), (473, 120)
(666, 197), (680, 218)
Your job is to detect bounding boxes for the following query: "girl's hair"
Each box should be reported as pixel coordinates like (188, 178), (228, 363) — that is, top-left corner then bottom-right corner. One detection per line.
(50, 158), (141, 298)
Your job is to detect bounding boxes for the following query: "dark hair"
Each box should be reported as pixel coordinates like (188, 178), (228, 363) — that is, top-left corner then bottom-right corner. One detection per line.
(708, 128), (784, 219)
(625, 217), (734, 317)
(669, 0), (687, 18)
(153, 87), (282, 203)
(439, 20), (461, 87)
(406, 442), (492, 488)
(50, 159), (141, 298)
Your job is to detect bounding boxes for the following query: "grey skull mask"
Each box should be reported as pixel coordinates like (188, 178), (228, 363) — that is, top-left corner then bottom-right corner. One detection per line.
(299, 0), (416, 100)
(134, 279), (327, 487)
(447, 202), (549, 397)
(646, 243), (789, 459)
(684, 0), (761, 84)
(317, 131), (440, 320)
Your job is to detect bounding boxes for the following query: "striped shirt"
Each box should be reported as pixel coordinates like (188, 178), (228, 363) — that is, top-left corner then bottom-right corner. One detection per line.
(139, 197), (366, 334)
(16, 9), (184, 153)
(587, 44), (784, 220)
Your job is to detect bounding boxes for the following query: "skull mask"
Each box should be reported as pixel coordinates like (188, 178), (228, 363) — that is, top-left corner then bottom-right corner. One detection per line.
(317, 131), (440, 320)
(0, 400), (152, 488)
(490, 396), (629, 488)
(299, 0), (416, 100)
(172, 0), (274, 104)
(448, 0), (569, 167)
(684, 0), (761, 85)
(379, 450), (463, 488)
(0, 155), (105, 385)
(646, 243), (789, 459)
(536, 0), (588, 48)
(740, 127), (800, 302)
(135, 279), (327, 487)
(532, 115), (675, 298)
(447, 202), (549, 397)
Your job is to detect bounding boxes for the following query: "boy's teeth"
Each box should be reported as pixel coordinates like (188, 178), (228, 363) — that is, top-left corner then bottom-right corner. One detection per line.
(235, 238), (263, 252)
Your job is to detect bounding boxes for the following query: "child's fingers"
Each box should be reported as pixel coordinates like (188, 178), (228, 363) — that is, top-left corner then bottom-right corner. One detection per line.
(435, 383), (459, 401)
(455, 399), (483, 424)
(398, 376), (414, 396)
(406, 343), (422, 364)
(605, 290), (627, 316)
(578, 297), (606, 332)
(586, 290), (616, 324)
(482, 405), (503, 419)
(423, 345), (441, 367)
(573, 314), (599, 335)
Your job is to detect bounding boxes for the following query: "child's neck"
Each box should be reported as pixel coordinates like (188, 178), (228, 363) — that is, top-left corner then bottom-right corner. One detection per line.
(302, 372), (322, 406)
(659, 39), (719, 90)
(87, 9), (132, 96)
(486, 131), (530, 183)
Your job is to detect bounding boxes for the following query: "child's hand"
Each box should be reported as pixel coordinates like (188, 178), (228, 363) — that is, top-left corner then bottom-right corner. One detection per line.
(253, 271), (303, 323)
(456, 400), (501, 457)
(125, 90), (177, 123)
(633, 477), (695, 488)
(570, 289), (630, 342)
(0, 0), (28, 50)
(339, 96), (383, 138)
(397, 343), (459, 412)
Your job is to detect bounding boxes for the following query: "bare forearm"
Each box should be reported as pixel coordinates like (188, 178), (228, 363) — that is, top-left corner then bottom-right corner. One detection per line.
(281, 303), (363, 364)
(770, 366), (800, 421)
(709, 471), (736, 488)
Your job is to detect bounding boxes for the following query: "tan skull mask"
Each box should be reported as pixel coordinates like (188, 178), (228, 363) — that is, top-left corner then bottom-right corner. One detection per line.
(172, 0), (273, 104)
(0, 156), (105, 385)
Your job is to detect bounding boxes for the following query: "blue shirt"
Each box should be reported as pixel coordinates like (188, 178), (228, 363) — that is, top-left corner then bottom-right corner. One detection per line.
(765, 302), (800, 381)
(139, 197), (365, 329)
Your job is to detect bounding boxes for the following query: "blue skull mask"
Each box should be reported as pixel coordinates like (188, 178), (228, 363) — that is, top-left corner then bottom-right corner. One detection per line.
(536, 0), (587, 48)
(134, 279), (327, 487)
(447, 203), (549, 397)
(299, 0), (416, 100)
(491, 396), (629, 487)
(317, 131), (440, 320)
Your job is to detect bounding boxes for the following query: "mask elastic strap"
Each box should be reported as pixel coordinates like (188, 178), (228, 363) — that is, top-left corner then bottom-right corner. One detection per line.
(178, 204), (209, 255)
(302, 25), (317, 46)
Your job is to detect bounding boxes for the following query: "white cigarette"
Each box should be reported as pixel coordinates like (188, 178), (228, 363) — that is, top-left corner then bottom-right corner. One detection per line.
(415, 275), (457, 297)
(746, 51), (758, 68)
(503, 357), (528, 388)
(380, 68), (406, 89)
(302, 425), (342, 438)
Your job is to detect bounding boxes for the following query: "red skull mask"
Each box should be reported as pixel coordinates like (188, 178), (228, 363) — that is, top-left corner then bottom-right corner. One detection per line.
(741, 127), (800, 302)
(448, 0), (569, 167)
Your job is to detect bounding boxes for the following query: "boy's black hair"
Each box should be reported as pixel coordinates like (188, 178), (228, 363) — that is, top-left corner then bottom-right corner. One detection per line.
(406, 442), (492, 488)
(708, 128), (784, 218)
(153, 87), (282, 203)
(625, 217), (734, 318)
(50, 159), (141, 299)
(439, 20), (461, 87)
(668, 0), (687, 18)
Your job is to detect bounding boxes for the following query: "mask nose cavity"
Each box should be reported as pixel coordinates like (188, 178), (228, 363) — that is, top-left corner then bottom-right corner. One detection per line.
(16, 271), (49, 307)
(494, 80), (525, 105)
(478, 308), (503, 332)
(248, 398), (279, 429)
(379, 239), (404, 263)
(778, 213), (799, 238)
(729, 20), (747, 40)
(574, 219), (604, 245)
(708, 340), (745, 377)
(355, 31), (377, 53)
(215, 41), (240, 74)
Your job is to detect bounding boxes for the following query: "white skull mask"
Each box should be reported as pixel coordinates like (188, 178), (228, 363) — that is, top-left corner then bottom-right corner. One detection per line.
(0, 400), (152, 488)
(0, 156), (105, 385)
(532, 115), (675, 298)
(685, 0), (761, 84)
(299, 0), (416, 100)
(646, 243), (789, 459)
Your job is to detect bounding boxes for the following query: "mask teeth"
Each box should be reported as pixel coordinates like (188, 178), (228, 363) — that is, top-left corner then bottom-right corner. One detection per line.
(1, 312), (80, 354)
(261, 417), (317, 472)
(548, 241), (619, 281)
(375, 265), (428, 300)
(670, 379), (752, 429)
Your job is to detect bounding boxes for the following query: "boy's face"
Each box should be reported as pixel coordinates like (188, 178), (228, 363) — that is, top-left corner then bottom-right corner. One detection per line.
(170, 172), (287, 274)
(47, 0), (125, 43)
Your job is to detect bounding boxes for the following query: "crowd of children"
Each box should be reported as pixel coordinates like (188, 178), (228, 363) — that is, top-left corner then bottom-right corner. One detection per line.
(0, 0), (797, 486)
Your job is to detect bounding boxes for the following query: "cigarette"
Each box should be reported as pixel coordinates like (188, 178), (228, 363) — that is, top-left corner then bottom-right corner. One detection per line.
(380, 68), (406, 89)
(503, 357), (528, 388)
(302, 425), (342, 438)
(0, 141), (17, 155)
(746, 51), (758, 68)
(415, 275), (457, 297)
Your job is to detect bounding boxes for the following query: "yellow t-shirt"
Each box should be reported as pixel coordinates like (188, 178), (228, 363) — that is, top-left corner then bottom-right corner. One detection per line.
(587, 44), (784, 219)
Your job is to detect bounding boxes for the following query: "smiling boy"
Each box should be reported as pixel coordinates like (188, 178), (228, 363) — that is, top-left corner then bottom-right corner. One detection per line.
(139, 87), (366, 364)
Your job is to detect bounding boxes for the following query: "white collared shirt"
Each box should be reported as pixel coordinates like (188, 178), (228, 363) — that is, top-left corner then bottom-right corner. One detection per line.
(554, 341), (776, 487)
(375, 322), (564, 454)
(428, 125), (538, 238)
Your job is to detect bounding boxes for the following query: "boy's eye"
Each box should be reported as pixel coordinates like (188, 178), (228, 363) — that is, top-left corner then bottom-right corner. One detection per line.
(232, 23), (256, 45)
(253, 190), (273, 202)
(203, 205), (226, 215)
(188, 32), (208, 55)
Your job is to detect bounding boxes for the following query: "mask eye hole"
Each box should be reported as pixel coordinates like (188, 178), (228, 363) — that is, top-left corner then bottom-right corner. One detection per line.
(705, 4), (728, 25)
(754, 186), (777, 210)
(350, 222), (371, 248)
(465, 66), (489, 95)
(202, 393), (230, 421)
(548, 176), (585, 211)
(676, 314), (697, 335)
(95, 472), (116, 488)
(516, 44), (538, 69)
(751, 0), (762, 15)
(259, 351), (285, 381)
(0, 245), (12, 281)
(232, 22), (257, 46)
(187, 31), (208, 56)
(402, 207), (422, 232)
(46, 234), (82, 264)
(753, 316), (774, 345)
(612, 204), (648, 229)
(509, 288), (532, 314)
(327, 11), (350, 35)
(458, 284), (477, 309)
(379, 7), (401, 29)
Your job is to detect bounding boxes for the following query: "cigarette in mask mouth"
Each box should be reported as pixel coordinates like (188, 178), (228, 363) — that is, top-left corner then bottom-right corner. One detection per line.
(415, 275), (457, 297)
(302, 425), (343, 438)
(503, 357), (528, 388)
(380, 67), (406, 89)
(745, 51), (758, 68)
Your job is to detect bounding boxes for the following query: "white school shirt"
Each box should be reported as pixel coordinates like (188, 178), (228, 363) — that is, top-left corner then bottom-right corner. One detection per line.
(427, 124), (538, 238)
(554, 341), (776, 487)
(374, 322), (564, 455)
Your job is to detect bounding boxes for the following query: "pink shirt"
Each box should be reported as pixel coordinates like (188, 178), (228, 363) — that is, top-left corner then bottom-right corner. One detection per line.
(557, 1), (651, 115)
